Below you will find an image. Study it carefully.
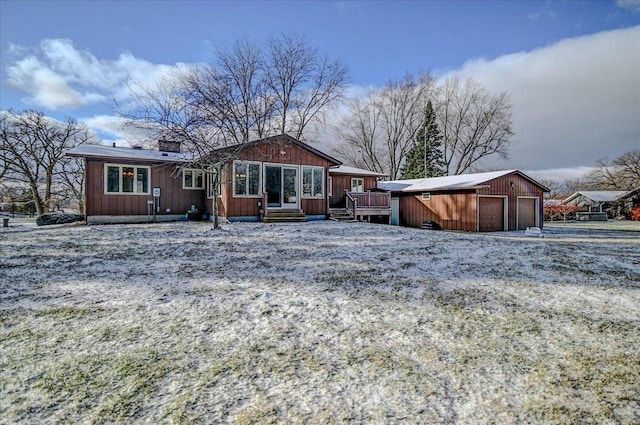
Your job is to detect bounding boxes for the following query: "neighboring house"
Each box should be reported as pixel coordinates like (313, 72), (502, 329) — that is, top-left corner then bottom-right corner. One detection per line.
(605, 188), (640, 219)
(68, 134), (343, 224)
(378, 170), (549, 232)
(562, 191), (628, 218)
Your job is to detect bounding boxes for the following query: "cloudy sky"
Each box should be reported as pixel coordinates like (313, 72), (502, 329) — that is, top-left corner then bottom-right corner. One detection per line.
(1, 1), (639, 180)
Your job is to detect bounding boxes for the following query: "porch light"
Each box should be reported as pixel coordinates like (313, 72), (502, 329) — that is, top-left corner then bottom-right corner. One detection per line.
(280, 149), (286, 156)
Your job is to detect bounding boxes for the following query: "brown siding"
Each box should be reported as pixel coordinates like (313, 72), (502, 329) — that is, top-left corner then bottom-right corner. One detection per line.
(398, 191), (477, 231)
(329, 175), (379, 207)
(85, 159), (205, 217)
(216, 140), (335, 218)
(478, 173), (545, 230)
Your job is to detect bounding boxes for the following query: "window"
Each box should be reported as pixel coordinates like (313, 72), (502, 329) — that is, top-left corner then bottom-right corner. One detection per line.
(302, 166), (324, 198)
(206, 167), (221, 199)
(105, 164), (150, 194)
(328, 176), (333, 196)
(233, 161), (261, 197)
(351, 178), (364, 193)
(183, 169), (204, 189)
(422, 193), (431, 200)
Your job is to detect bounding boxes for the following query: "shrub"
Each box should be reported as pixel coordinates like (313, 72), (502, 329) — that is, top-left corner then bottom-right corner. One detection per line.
(36, 213), (84, 226)
(631, 206), (640, 221)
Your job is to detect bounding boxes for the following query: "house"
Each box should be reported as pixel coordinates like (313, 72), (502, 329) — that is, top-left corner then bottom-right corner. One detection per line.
(611, 188), (640, 219)
(562, 191), (628, 220)
(68, 134), (347, 224)
(328, 165), (391, 221)
(208, 134), (341, 222)
(67, 141), (203, 224)
(378, 170), (549, 232)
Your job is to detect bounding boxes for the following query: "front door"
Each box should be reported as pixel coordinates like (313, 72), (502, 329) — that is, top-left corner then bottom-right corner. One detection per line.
(265, 165), (298, 209)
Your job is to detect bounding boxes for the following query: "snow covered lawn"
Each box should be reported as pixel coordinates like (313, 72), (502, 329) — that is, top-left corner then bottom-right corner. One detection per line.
(1, 221), (639, 424)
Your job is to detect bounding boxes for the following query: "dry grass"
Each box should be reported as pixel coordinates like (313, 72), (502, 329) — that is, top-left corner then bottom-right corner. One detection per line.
(1, 221), (639, 424)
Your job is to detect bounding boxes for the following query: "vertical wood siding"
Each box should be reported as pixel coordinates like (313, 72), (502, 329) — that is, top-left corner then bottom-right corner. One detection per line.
(478, 173), (544, 230)
(85, 159), (205, 217)
(398, 191), (477, 231)
(394, 172), (545, 232)
(217, 140), (334, 218)
(329, 175), (379, 207)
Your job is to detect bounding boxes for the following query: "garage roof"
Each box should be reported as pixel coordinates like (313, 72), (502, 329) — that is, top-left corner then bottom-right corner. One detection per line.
(378, 170), (524, 192)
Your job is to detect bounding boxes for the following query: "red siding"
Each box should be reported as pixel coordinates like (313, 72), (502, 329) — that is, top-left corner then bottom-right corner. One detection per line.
(398, 191), (477, 231)
(216, 140), (335, 218)
(85, 159), (205, 217)
(329, 175), (379, 207)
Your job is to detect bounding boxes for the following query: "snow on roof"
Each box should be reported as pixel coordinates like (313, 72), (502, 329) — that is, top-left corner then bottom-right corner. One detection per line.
(377, 170), (518, 192)
(564, 191), (628, 203)
(329, 165), (388, 177)
(67, 144), (194, 162)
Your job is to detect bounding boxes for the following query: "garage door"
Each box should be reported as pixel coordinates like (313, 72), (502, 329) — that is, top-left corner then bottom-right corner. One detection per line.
(517, 198), (536, 230)
(479, 197), (505, 232)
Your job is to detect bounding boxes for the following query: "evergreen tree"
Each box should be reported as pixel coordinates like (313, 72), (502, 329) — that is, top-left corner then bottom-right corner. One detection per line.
(401, 100), (445, 179)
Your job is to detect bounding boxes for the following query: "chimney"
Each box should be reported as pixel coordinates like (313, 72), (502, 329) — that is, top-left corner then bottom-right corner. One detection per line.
(158, 140), (181, 153)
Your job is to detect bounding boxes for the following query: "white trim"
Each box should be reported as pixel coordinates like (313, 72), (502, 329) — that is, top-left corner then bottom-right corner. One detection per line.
(232, 160), (262, 198)
(183, 169), (204, 190)
(104, 163), (151, 195)
(351, 177), (364, 193)
(516, 196), (540, 229)
(328, 176), (333, 197)
(302, 165), (325, 199)
(477, 195), (508, 231)
(264, 162), (300, 209)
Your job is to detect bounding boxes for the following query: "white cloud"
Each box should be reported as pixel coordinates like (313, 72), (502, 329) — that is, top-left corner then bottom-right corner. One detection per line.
(448, 25), (640, 171)
(617, 0), (640, 13)
(6, 39), (186, 111)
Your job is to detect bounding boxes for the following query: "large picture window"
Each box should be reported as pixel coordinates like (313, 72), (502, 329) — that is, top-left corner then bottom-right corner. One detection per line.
(105, 164), (150, 194)
(233, 161), (261, 197)
(183, 169), (204, 189)
(302, 166), (324, 198)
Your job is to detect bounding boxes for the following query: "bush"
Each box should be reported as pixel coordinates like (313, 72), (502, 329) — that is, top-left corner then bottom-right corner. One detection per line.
(36, 213), (84, 226)
(631, 206), (640, 221)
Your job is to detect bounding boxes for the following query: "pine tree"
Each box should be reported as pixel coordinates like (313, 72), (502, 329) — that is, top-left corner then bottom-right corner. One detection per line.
(401, 100), (445, 179)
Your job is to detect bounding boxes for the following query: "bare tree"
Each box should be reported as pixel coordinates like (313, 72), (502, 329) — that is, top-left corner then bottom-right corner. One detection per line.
(265, 33), (349, 140)
(436, 77), (514, 175)
(120, 34), (348, 228)
(335, 73), (435, 179)
(584, 150), (640, 191)
(0, 110), (91, 216)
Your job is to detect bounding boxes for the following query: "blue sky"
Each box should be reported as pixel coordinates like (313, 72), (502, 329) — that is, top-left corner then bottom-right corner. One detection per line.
(1, 0), (639, 177)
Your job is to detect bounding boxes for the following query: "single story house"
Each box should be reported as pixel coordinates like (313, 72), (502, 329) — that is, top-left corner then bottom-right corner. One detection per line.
(378, 170), (549, 232)
(563, 191), (629, 218)
(68, 134), (388, 224)
(610, 188), (640, 219)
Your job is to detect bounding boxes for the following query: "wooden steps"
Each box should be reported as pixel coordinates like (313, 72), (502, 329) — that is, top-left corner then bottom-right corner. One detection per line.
(329, 208), (355, 221)
(261, 209), (308, 223)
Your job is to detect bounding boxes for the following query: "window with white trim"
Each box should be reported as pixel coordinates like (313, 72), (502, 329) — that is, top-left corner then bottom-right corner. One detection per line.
(233, 161), (261, 197)
(105, 164), (150, 194)
(328, 176), (333, 196)
(351, 178), (364, 192)
(183, 169), (204, 189)
(302, 166), (324, 198)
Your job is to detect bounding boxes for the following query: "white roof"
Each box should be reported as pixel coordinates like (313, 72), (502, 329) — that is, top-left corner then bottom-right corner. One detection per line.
(378, 170), (518, 192)
(564, 191), (628, 203)
(67, 144), (194, 162)
(329, 165), (388, 177)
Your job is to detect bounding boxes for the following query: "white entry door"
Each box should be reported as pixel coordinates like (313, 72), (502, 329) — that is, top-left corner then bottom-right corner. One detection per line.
(265, 165), (298, 209)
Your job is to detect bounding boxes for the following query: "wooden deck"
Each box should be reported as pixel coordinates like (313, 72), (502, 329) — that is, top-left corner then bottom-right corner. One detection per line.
(345, 191), (391, 219)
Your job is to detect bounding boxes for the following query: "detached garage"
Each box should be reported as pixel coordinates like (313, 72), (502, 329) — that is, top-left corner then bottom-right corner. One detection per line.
(378, 170), (548, 232)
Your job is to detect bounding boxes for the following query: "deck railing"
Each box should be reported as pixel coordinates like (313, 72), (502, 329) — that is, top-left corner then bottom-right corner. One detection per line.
(345, 191), (391, 217)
